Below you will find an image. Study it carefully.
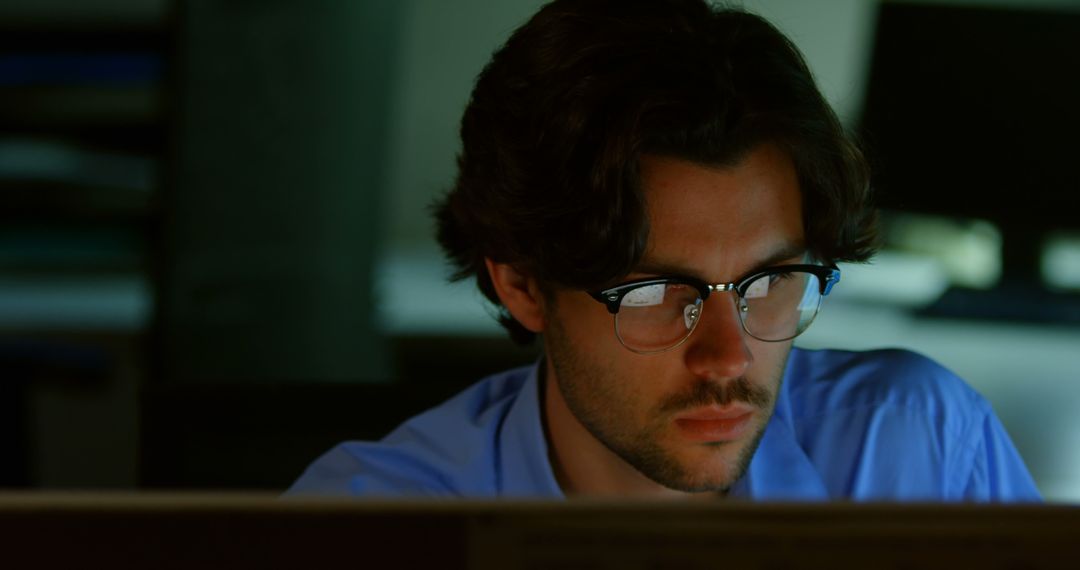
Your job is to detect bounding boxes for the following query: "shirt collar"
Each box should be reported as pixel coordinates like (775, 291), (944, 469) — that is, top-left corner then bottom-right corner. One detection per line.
(729, 353), (830, 500)
(497, 362), (565, 497)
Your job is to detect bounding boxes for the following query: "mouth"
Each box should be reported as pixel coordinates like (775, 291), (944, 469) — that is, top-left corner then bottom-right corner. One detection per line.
(673, 405), (755, 443)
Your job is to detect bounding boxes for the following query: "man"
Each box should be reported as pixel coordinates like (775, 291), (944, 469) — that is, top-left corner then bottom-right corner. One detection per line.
(289, 0), (1039, 500)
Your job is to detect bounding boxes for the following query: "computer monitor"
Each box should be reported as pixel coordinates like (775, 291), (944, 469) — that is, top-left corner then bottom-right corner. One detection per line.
(859, 2), (1080, 321)
(1, 494), (1077, 568)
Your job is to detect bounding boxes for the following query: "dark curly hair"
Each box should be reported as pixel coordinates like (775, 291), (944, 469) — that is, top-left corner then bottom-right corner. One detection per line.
(434, 0), (878, 344)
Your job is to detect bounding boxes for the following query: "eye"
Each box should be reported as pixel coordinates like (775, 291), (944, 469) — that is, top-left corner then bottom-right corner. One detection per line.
(769, 271), (794, 284)
(745, 272), (794, 299)
(621, 284), (667, 307)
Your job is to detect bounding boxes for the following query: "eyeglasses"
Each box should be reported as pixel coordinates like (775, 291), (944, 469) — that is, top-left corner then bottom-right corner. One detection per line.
(588, 264), (840, 354)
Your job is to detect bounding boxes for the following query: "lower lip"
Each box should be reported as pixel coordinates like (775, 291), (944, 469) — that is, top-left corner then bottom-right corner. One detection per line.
(674, 413), (754, 442)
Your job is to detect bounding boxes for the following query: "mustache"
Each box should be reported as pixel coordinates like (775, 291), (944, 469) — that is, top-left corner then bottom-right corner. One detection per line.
(658, 377), (772, 413)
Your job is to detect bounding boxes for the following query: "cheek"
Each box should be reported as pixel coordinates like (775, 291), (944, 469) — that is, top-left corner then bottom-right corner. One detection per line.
(550, 293), (620, 352)
(570, 302), (670, 383)
(746, 340), (791, 388)
(550, 296), (661, 399)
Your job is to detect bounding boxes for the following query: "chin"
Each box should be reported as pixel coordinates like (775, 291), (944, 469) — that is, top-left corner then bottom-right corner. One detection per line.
(652, 421), (766, 493)
(674, 449), (749, 492)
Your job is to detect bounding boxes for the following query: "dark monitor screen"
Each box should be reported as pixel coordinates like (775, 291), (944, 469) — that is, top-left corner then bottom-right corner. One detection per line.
(1, 495), (1078, 568)
(860, 2), (1080, 285)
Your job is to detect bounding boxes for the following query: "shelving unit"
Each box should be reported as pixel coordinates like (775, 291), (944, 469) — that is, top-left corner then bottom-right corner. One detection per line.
(0, 2), (173, 488)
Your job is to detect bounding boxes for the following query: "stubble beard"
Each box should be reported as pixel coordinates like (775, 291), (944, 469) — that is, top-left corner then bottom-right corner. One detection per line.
(545, 319), (787, 494)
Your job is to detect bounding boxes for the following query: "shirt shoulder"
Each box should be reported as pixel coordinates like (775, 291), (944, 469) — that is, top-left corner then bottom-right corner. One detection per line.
(782, 347), (1039, 501)
(286, 365), (534, 497)
(784, 347), (982, 418)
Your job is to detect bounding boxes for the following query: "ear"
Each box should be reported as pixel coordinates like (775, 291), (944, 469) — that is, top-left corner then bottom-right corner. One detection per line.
(484, 258), (546, 333)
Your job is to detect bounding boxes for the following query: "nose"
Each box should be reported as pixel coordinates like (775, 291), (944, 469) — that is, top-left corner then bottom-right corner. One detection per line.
(682, 292), (753, 380)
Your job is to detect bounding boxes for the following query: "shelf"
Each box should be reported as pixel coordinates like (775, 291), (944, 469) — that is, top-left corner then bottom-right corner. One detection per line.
(0, 1), (169, 32)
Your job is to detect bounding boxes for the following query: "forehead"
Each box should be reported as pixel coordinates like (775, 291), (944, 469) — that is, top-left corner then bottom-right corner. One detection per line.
(638, 144), (805, 279)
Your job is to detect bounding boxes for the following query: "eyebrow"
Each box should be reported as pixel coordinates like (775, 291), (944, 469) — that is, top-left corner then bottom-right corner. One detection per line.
(632, 243), (808, 283)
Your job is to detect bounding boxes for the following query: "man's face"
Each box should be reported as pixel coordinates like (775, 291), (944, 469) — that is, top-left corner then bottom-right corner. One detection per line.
(542, 143), (805, 494)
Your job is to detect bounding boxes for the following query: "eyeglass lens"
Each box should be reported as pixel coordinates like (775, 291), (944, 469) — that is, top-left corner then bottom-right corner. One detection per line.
(614, 271), (824, 353)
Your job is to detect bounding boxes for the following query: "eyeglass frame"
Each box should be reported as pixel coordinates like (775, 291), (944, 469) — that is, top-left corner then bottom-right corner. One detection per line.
(587, 263), (841, 351)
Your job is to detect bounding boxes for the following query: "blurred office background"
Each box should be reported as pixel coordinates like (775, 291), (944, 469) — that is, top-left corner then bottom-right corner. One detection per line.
(1, 0), (1078, 500)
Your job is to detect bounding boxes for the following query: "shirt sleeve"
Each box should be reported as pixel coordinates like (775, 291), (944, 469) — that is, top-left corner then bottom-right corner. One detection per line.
(958, 405), (1042, 502)
(284, 441), (459, 497)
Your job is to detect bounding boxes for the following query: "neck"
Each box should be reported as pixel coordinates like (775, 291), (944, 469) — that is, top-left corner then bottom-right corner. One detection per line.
(540, 355), (718, 500)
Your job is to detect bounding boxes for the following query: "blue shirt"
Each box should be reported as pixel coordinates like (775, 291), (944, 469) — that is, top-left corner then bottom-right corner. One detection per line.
(287, 348), (1041, 501)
